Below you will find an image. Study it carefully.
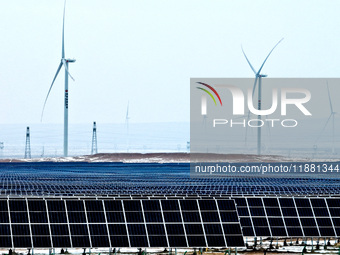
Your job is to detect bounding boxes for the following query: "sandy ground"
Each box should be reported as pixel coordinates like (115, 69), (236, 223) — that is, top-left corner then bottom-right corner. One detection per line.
(0, 152), (331, 163)
(0, 239), (338, 254)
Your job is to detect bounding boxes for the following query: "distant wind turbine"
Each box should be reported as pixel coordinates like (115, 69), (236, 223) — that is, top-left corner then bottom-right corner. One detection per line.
(125, 101), (130, 132)
(315, 82), (337, 154)
(242, 38), (283, 155)
(41, 0), (76, 157)
(125, 101), (130, 152)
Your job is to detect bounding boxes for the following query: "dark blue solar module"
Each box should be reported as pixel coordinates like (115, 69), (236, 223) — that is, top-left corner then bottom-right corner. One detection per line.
(0, 198), (245, 248)
(0, 162), (339, 196)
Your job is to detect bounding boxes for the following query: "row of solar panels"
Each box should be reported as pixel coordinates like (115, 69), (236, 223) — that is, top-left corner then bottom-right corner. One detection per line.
(0, 196), (339, 248)
(0, 198), (244, 248)
(1, 162), (340, 196)
(233, 197), (340, 238)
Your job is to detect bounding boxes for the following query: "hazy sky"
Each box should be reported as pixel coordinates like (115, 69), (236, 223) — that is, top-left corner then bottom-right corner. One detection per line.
(0, 0), (339, 124)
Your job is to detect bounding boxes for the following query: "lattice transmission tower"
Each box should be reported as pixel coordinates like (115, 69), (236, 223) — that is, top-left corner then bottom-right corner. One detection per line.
(91, 122), (98, 155)
(24, 127), (31, 159)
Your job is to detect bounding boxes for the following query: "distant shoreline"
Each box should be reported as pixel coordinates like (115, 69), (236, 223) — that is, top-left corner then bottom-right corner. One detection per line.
(0, 152), (336, 163)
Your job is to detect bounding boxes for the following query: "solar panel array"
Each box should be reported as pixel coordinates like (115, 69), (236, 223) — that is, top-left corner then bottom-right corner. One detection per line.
(0, 162), (339, 196)
(0, 196), (339, 248)
(0, 198), (244, 248)
(0, 163), (340, 248)
(236, 197), (340, 238)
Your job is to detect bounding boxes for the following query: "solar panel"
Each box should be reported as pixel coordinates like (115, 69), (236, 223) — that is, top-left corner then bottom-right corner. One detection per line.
(232, 196), (340, 238)
(10, 195), (337, 248)
(0, 197), (244, 248)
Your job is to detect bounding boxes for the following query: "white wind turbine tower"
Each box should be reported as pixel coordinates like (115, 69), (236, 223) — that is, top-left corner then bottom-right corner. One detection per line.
(125, 101), (130, 132)
(315, 82), (337, 154)
(41, 0), (75, 157)
(125, 101), (130, 152)
(242, 38), (283, 155)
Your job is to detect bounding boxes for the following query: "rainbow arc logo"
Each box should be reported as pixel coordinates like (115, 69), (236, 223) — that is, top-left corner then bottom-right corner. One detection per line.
(196, 82), (222, 106)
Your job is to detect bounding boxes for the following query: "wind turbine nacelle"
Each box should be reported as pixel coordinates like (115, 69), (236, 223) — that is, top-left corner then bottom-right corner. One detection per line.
(66, 59), (76, 63)
(259, 74), (268, 78)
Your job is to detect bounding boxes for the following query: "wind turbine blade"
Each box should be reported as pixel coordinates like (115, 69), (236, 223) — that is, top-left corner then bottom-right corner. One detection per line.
(244, 105), (253, 146)
(265, 115), (272, 149)
(62, 0), (66, 58)
(251, 75), (259, 98)
(245, 76), (259, 146)
(62, 59), (75, 81)
(41, 62), (63, 121)
(257, 38), (284, 74)
(244, 110), (250, 146)
(327, 81), (334, 113)
(241, 46), (257, 74)
(314, 113), (332, 144)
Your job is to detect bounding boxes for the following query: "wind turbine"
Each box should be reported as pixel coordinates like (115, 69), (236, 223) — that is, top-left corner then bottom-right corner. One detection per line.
(242, 38), (283, 155)
(125, 101), (130, 132)
(41, 0), (75, 157)
(125, 101), (130, 152)
(315, 82), (337, 154)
